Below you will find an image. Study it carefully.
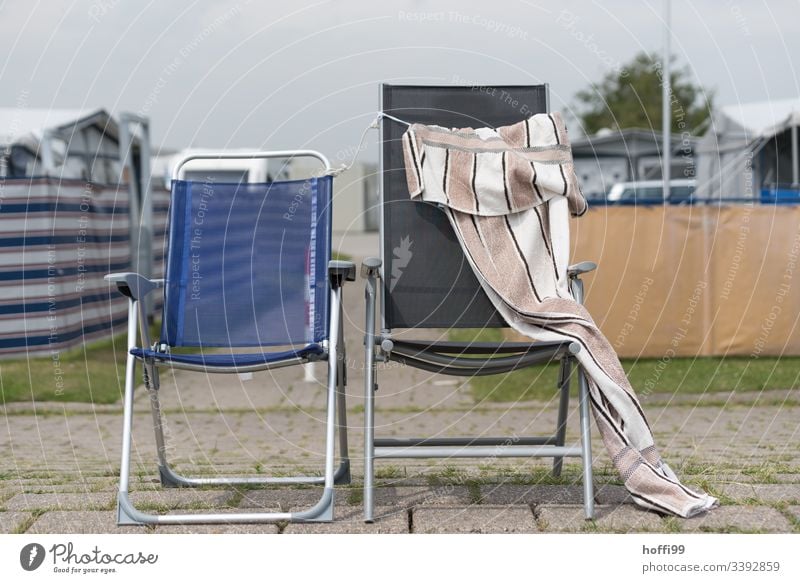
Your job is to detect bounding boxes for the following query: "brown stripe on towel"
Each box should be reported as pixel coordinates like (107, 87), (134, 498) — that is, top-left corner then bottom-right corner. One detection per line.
(445, 149), (479, 213)
(501, 152), (512, 212)
(502, 215), (542, 303)
(497, 120), (526, 148)
(471, 153), (480, 213)
(547, 113), (561, 145)
(525, 117), (531, 147)
(401, 131), (423, 196)
(442, 149), (450, 204)
(532, 204), (560, 289)
(507, 152), (538, 210)
(531, 162), (544, 201)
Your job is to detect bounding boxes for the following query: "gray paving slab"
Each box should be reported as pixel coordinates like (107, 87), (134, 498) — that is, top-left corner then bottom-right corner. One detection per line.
(283, 505), (408, 533)
(26, 511), (150, 534)
(412, 505), (538, 533)
(481, 484), (584, 505)
(237, 488), (332, 512)
(5, 492), (113, 512)
(0, 484), (17, 504)
(372, 485), (474, 508)
(786, 505), (800, 524)
(775, 474), (800, 483)
(594, 484), (633, 505)
(719, 483), (800, 503)
(680, 506), (792, 533)
(126, 489), (236, 510)
(537, 504), (665, 532)
(0, 512), (32, 533)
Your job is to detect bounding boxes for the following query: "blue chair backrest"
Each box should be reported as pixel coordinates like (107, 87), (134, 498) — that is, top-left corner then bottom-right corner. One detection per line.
(160, 176), (331, 347)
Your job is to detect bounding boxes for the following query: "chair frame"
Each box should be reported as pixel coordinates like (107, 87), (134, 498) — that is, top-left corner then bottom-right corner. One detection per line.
(362, 84), (597, 522)
(108, 150), (355, 525)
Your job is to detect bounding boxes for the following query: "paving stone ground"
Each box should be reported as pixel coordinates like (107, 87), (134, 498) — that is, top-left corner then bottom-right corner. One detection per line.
(1, 233), (799, 534)
(537, 504), (665, 532)
(413, 506), (538, 533)
(0, 512), (32, 533)
(679, 506), (792, 533)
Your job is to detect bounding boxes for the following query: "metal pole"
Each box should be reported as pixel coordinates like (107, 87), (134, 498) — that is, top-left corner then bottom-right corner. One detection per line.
(117, 119), (140, 277)
(363, 273), (377, 522)
(662, 0), (672, 201)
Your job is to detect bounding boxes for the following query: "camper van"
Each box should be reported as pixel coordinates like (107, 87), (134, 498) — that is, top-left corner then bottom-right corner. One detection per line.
(151, 148), (291, 188)
(606, 179), (696, 204)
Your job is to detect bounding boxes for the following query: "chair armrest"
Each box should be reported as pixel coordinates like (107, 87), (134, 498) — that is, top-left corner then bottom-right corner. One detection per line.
(329, 260), (356, 287)
(567, 261), (597, 279)
(105, 273), (164, 300)
(360, 257), (381, 279)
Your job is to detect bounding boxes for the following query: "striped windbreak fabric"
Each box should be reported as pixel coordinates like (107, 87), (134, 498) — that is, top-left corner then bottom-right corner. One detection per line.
(401, 112), (718, 518)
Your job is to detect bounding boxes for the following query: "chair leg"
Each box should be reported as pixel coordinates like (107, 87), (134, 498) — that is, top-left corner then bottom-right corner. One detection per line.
(142, 361), (176, 486)
(552, 357), (572, 477)
(335, 302), (351, 485)
(146, 363), (335, 487)
(363, 273), (378, 523)
(577, 365), (595, 520)
(117, 301), (141, 525)
(118, 288), (344, 525)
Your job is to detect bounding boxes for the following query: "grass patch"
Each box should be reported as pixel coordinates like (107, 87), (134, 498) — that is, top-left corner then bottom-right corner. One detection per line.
(0, 335), (126, 405)
(0, 322), (160, 405)
(331, 251), (353, 261)
(346, 487), (364, 505)
(450, 328), (800, 403)
(375, 465), (404, 480)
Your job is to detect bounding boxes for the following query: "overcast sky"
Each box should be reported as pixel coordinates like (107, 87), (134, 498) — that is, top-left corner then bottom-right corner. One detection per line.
(1, 0), (798, 160)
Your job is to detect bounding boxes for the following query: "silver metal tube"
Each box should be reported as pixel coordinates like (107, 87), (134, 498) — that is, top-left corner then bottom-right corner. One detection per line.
(662, 0), (672, 201)
(335, 300), (350, 466)
(578, 368), (595, 519)
(323, 286), (342, 489)
(552, 357), (572, 476)
(118, 299), (139, 495)
(146, 355), (309, 374)
(570, 273), (594, 518)
(127, 115), (154, 315)
(363, 273), (377, 522)
(162, 474), (326, 486)
(375, 436), (555, 447)
(374, 445), (583, 459)
(146, 365), (169, 469)
(118, 491), (293, 524)
(171, 149), (332, 182)
(378, 84), (387, 333)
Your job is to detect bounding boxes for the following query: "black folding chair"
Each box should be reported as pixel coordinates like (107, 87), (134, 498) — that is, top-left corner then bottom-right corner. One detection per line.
(362, 84), (597, 521)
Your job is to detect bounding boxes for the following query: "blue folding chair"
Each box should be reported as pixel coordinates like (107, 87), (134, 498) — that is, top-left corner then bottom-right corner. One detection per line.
(106, 150), (355, 525)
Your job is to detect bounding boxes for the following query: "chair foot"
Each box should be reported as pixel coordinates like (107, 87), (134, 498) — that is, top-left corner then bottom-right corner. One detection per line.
(333, 459), (351, 485)
(584, 505), (595, 520)
(159, 464), (184, 488)
(552, 457), (564, 477)
(116, 493), (144, 526)
(291, 487), (335, 523)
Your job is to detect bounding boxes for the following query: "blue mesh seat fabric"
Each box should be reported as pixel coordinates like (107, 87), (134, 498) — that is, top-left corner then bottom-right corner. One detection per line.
(156, 176), (332, 354)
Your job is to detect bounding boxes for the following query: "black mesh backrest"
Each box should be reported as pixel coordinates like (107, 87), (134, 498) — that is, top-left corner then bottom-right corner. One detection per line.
(381, 84), (549, 329)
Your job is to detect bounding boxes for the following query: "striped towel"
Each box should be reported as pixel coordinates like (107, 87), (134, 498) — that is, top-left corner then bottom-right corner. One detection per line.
(401, 112), (718, 518)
